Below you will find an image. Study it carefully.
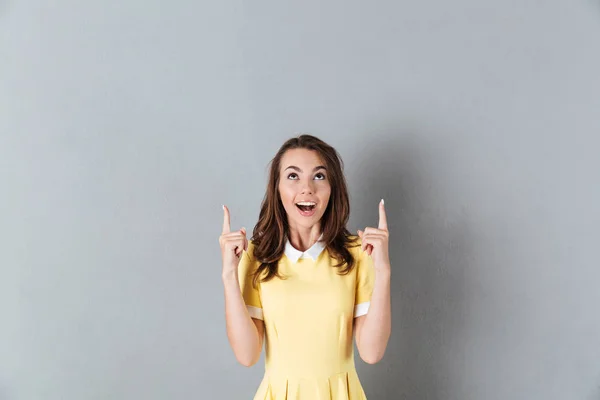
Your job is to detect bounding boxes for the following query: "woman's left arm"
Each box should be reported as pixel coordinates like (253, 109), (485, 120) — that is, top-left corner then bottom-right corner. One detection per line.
(354, 199), (392, 364)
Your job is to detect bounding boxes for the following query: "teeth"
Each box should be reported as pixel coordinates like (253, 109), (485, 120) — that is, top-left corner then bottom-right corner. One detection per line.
(296, 202), (316, 206)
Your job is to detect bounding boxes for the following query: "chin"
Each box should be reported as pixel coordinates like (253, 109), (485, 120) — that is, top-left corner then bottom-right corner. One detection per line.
(294, 217), (321, 229)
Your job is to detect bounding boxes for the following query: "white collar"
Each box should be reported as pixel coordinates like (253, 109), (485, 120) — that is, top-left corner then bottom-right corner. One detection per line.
(284, 233), (325, 263)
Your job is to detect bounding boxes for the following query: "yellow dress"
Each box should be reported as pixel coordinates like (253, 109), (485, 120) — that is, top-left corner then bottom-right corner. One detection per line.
(238, 236), (375, 399)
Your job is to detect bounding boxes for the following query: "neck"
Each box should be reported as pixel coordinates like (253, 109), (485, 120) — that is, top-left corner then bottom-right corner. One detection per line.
(287, 224), (321, 252)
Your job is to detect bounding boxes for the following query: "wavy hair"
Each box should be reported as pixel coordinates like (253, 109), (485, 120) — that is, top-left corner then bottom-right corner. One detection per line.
(251, 134), (359, 286)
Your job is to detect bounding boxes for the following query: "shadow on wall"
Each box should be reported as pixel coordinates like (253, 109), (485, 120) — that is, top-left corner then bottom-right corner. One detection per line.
(351, 128), (473, 400)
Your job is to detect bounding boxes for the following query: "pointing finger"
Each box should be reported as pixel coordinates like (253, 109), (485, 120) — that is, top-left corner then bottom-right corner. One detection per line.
(222, 205), (231, 234)
(378, 199), (388, 230)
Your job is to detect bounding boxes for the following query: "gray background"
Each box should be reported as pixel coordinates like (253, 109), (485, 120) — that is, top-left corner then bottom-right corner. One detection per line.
(1, 1), (599, 399)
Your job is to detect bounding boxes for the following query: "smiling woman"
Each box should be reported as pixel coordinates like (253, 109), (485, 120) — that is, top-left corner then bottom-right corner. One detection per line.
(219, 134), (392, 399)
(288, 164), (324, 216)
(278, 151), (331, 237)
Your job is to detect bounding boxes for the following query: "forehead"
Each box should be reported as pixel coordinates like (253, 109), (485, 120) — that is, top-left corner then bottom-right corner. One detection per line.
(280, 148), (324, 169)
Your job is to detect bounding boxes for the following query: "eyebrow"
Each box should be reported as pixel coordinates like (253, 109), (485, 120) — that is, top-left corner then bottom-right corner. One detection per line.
(284, 165), (327, 173)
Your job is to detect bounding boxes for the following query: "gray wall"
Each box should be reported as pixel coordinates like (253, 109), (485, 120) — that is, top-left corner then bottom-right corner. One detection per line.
(1, 1), (599, 399)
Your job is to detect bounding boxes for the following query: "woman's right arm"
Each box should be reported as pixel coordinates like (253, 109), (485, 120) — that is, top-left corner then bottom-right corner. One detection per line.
(222, 272), (264, 366)
(220, 205), (264, 367)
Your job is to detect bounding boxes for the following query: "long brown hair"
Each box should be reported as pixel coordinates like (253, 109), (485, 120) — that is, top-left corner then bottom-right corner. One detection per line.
(251, 134), (359, 286)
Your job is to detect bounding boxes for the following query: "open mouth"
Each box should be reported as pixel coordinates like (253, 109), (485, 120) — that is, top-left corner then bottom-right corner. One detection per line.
(295, 201), (317, 214)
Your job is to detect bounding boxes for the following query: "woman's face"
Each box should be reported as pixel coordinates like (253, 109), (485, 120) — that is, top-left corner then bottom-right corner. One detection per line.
(278, 148), (331, 230)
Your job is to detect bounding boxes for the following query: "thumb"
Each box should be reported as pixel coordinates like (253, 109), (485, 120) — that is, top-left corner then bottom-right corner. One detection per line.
(241, 227), (248, 251)
(357, 229), (363, 238)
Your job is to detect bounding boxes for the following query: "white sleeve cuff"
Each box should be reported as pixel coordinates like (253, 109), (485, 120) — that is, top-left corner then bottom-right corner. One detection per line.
(247, 305), (264, 320)
(353, 301), (370, 318)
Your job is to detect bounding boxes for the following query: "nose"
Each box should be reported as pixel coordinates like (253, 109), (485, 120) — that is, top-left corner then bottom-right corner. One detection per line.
(301, 180), (315, 194)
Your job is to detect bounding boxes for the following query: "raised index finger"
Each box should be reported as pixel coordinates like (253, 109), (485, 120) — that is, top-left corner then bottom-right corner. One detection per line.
(222, 205), (231, 234)
(378, 199), (388, 230)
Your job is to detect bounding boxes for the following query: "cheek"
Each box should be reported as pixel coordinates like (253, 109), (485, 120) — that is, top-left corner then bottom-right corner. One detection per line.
(320, 188), (331, 206)
(278, 186), (294, 206)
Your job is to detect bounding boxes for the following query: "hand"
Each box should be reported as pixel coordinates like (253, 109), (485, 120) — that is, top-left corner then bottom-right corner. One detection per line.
(357, 199), (390, 270)
(219, 205), (248, 276)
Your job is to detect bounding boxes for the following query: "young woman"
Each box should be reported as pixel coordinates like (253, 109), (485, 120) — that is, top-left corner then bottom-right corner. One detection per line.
(220, 134), (391, 399)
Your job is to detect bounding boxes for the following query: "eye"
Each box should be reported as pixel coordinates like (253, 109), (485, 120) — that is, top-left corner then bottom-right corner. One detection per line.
(287, 172), (326, 180)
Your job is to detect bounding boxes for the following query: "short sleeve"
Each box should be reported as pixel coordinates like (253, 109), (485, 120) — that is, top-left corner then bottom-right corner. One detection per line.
(354, 245), (375, 318)
(238, 245), (264, 320)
